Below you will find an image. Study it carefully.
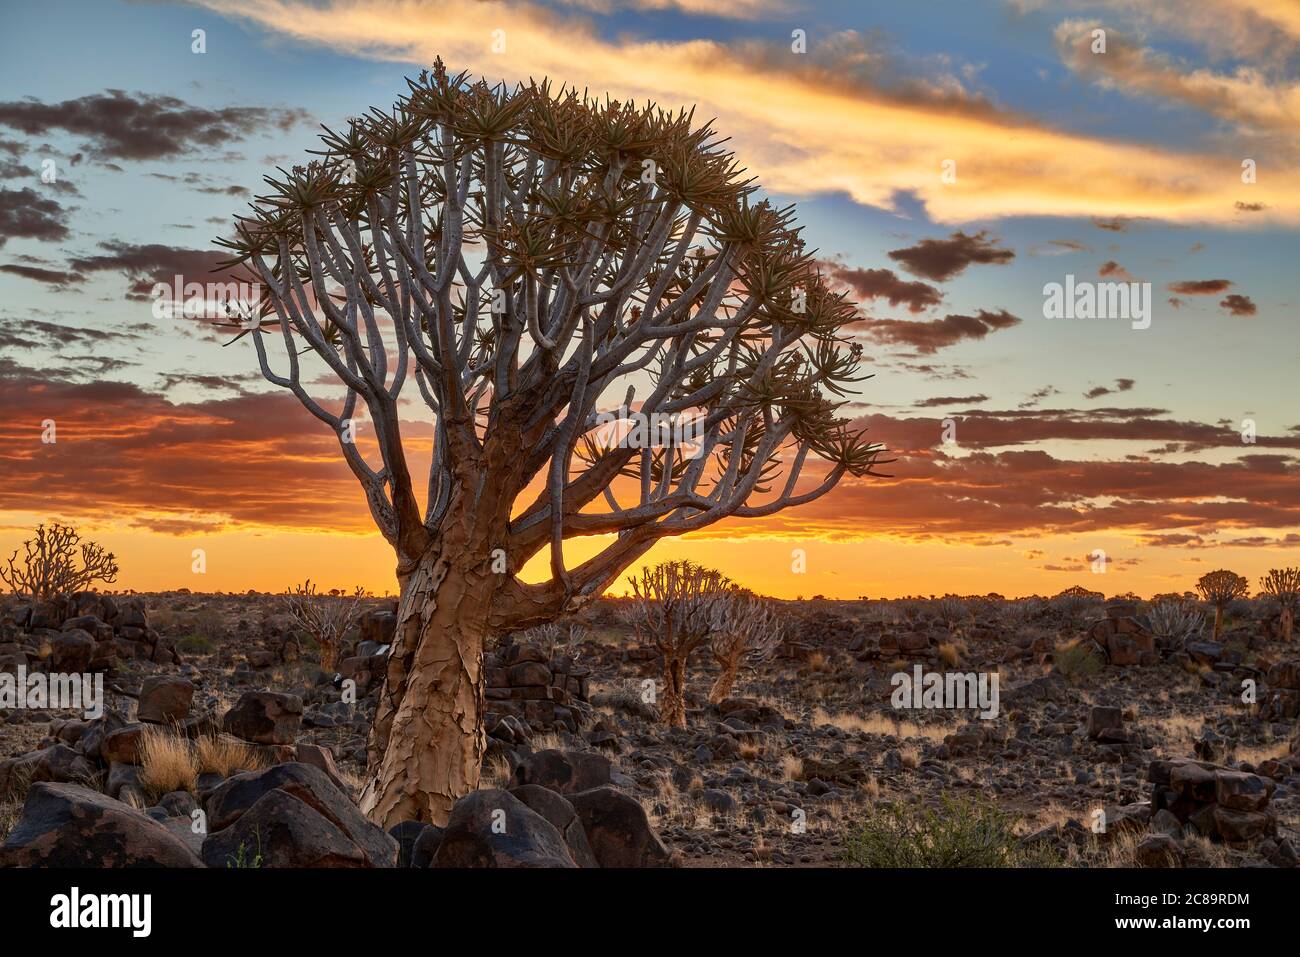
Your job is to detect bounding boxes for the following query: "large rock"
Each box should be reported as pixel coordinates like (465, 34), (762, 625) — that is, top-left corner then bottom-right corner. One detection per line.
(0, 783), (203, 867)
(100, 723), (148, 765)
(568, 786), (671, 868)
(359, 609), (397, 647)
(78, 709), (129, 762)
(204, 762), (395, 866)
(222, 691), (302, 744)
(509, 749), (612, 795)
(137, 675), (194, 724)
(201, 790), (371, 868)
(0, 744), (95, 796)
(50, 629), (94, 673)
(1086, 706), (1125, 742)
(431, 789), (577, 868)
(510, 784), (599, 867)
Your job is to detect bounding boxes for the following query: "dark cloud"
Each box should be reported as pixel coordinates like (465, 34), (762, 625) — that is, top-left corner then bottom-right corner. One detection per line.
(823, 263), (942, 313)
(1092, 217), (1130, 232)
(67, 241), (254, 300)
(1099, 260), (1135, 281)
(913, 394), (989, 408)
(1219, 294), (1257, 316)
(1168, 279), (1231, 295)
(0, 186), (70, 246)
(1235, 201), (1265, 212)
(886, 230), (1014, 281)
(1083, 378), (1135, 400)
(0, 91), (308, 161)
(0, 316), (133, 350)
(860, 308), (1020, 354)
(0, 263), (82, 286)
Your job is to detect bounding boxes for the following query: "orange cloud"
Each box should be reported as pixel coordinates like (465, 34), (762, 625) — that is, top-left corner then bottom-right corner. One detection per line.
(199, 0), (1300, 225)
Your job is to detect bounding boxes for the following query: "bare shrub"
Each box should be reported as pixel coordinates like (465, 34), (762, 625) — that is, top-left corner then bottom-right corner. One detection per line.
(626, 561), (733, 727)
(708, 592), (783, 704)
(1, 523), (119, 600)
(283, 580), (366, 671)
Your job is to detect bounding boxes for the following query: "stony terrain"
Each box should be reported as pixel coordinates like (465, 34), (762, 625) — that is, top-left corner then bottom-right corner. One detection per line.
(1, 589), (1297, 868)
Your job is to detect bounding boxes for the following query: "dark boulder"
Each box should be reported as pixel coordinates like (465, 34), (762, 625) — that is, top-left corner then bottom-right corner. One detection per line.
(0, 783), (203, 867)
(509, 749), (612, 795)
(204, 762), (395, 867)
(568, 786), (672, 868)
(221, 691), (302, 745)
(431, 789), (576, 868)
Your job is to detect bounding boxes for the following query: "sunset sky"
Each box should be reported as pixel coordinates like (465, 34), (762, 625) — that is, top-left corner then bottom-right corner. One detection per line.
(0, 0), (1296, 599)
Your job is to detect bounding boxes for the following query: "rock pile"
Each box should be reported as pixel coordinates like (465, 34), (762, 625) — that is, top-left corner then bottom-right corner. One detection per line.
(1086, 603), (1158, 666)
(1260, 659), (1300, 721)
(484, 644), (591, 734)
(1, 746), (670, 869)
(1148, 757), (1277, 844)
(0, 591), (178, 675)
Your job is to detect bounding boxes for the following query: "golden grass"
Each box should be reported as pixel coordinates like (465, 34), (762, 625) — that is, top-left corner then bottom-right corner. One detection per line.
(812, 708), (950, 742)
(937, 641), (965, 668)
(194, 733), (269, 777)
(482, 753), (512, 789)
(138, 726), (198, 799)
(780, 754), (804, 782)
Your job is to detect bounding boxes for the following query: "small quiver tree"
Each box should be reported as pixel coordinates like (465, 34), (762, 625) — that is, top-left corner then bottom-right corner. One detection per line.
(707, 590), (783, 704)
(626, 560), (733, 727)
(283, 580), (367, 671)
(1196, 570), (1249, 640)
(1, 523), (119, 601)
(1259, 567), (1300, 641)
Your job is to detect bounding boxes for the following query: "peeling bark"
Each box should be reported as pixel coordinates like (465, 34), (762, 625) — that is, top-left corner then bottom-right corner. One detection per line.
(360, 546), (490, 828)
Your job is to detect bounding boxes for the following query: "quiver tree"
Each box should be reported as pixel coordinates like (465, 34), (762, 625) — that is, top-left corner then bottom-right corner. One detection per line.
(216, 60), (885, 826)
(1259, 567), (1300, 641)
(283, 580), (367, 671)
(1, 523), (119, 601)
(707, 591), (783, 704)
(1196, 570), (1249, 639)
(626, 560), (734, 726)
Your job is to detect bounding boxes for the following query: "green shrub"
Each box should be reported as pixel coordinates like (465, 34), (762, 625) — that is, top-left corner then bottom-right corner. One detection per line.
(176, 634), (214, 654)
(1053, 639), (1104, 679)
(841, 795), (1061, 868)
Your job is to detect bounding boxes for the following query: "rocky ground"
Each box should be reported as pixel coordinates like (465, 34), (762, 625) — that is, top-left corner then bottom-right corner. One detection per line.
(1, 589), (1297, 868)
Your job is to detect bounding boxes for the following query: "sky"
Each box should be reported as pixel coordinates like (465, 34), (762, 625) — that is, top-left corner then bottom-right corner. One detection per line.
(0, 0), (1296, 600)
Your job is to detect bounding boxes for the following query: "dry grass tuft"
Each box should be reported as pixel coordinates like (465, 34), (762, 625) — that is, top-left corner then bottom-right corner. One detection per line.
(138, 726), (198, 799)
(482, 753), (512, 789)
(194, 733), (269, 777)
(780, 754), (804, 782)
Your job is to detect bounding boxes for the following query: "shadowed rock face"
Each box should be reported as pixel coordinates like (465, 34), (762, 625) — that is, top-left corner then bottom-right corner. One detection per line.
(0, 783), (203, 867)
(202, 789), (371, 868)
(202, 762), (396, 867)
(221, 691), (303, 745)
(568, 786), (672, 868)
(509, 748), (612, 794)
(431, 789), (577, 868)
